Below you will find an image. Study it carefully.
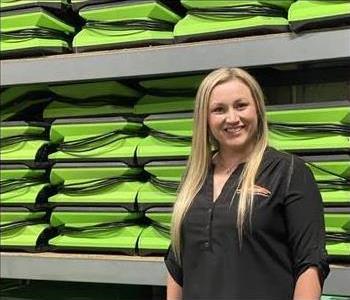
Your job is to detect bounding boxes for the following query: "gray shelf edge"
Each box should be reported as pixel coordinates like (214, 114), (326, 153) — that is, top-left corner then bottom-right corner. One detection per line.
(1, 28), (350, 86)
(1, 252), (350, 295)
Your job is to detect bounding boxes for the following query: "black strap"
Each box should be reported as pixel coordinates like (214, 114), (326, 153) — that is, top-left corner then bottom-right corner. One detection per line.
(188, 5), (285, 18)
(0, 218), (46, 233)
(0, 178), (47, 194)
(149, 176), (179, 193)
(1, 28), (70, 40)
(326, 232), (350, 242)
(148, 129), (192, 143)
(56, 217), (142, 235)
(0, 134), (47, 148)
(269, 122), (350, 135)
(85, 20), (174, 32)
(57, 175), (136, 195)
(57, 129), (144, 153)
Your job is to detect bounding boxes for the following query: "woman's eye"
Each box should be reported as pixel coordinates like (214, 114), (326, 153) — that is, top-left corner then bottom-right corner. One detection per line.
(212, 107), (223, 113)
(236, 103), (248, 110)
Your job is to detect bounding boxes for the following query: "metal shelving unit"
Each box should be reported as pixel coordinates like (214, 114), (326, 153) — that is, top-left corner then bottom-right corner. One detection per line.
(1, 252), (350, 296)
(1, 28), (350, 86)
(1, 27), (349, 295)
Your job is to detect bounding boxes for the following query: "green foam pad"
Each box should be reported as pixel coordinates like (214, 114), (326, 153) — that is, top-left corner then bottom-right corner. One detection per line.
(49, 207), (144, 254)
(49, 117), (143, 164)
(139, 74), (205, 91)
(324, 211), (350, 259)
(267, 101), (350, 125)
(0, 7), (75, 33)
(0, 0), (68, 12)
(0, 84), (49, 107)
(0, 208), (49, 250)
(133, 95), (194, 115)
(174, 14), (289, 43)
(49, 81), (141, 100)
(0, 7), (74, 57)
(48, 162), (143, 209)
(303, 155), (350, 206)
(0, 164), (51, 208)
(0, 121), (50, 164)
(78, 0), (180, 23)
(73, 28), (174, 53)
(138, 208), (171, 255)
(175, 0), (290, 42)
(43, 100), (134, 120)
(137, 161), (186, 210)
(181, 0), (294, 11)
(288, 0), (350, 32)
(73, 1), (180, 52)
(267, 102), (350, 153)
(136, 113), (193, 164)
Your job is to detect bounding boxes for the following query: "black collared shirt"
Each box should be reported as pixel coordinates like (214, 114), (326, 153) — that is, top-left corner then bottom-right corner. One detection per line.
(165, 147), (329, 300)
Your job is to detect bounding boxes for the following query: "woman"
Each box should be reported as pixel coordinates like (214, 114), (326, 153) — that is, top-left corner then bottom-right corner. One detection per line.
(165, 68), (329, 300)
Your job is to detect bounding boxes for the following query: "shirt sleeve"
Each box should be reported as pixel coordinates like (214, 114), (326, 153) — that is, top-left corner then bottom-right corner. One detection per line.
(164, 244), (183, 287)
(284, 156), (330, 286)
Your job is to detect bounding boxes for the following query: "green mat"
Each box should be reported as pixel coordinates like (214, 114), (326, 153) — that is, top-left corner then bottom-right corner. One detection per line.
(49, 206), (144, 254)
(138, 207), (171, 255)
(324, 209), (350, 261)
(289, 0), (350, 32)
(49, 117), (144, 165)
(268, 101), (350, 154)
(0, 7), (74, 58)
(0, 84), (51, 121)
(0, 164), (53, 209)
(136, 113), (193, 165)
(137, 160), (185, 210)
(0, 121), (51, 167)
(48, 162), (144, 210)
(44, 81), (141, 119)
(134, 74), (204, 115)
(303, 155), (350, 207)
(0, 207), (53, 251)
(174, 0), (291, 43)
(73, 0), (180, 53)
(0, 0), (68, 12)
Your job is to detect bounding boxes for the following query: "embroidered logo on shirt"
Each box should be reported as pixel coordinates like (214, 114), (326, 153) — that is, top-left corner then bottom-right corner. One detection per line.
(237, 185), (271, 198)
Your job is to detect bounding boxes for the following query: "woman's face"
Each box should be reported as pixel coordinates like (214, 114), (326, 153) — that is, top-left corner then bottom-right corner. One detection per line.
(208, 79), (258, 153)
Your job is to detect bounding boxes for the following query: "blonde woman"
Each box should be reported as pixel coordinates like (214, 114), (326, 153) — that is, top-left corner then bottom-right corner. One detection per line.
(165, 68), (329, 300)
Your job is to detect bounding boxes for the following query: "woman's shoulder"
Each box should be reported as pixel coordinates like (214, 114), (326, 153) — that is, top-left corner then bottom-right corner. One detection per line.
(262, 146), (307, 173)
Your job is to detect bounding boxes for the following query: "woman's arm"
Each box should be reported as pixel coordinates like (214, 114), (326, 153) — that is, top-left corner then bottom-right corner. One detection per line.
(167, 273), (183, 300)
(293, 266), (321, 300)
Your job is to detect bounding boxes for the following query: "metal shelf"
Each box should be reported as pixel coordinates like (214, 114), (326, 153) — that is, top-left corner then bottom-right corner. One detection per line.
(1, 28), (350, 86)
(1, 252), (350, 295)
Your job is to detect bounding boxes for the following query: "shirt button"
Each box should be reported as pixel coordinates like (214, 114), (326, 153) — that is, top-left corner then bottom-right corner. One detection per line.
(208, 208), (212, 215)
(204, 241), (210, 248)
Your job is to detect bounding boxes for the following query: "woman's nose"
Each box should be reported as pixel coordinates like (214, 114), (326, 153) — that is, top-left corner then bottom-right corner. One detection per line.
(225, 110), (239, 123)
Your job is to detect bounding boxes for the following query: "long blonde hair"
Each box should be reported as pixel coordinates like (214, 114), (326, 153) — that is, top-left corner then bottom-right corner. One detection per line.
(171, 67), (269, 262)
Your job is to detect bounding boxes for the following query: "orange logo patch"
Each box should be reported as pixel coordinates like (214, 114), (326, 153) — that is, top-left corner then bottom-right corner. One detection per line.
(237, 185), (271, 197)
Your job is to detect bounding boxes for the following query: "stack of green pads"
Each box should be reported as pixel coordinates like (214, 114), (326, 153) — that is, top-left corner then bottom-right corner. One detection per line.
(0, 0), (75, 58)
(174, 0), (292, 42)
(0, 207), (55, 251)
(0, 120), (54, 251)
(73, 0), (181, 52)
(0, 84), (52, 122)
(288, 0), (350, 32)
(135, 75), (203, 254)
(42, 80), (152, 254)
